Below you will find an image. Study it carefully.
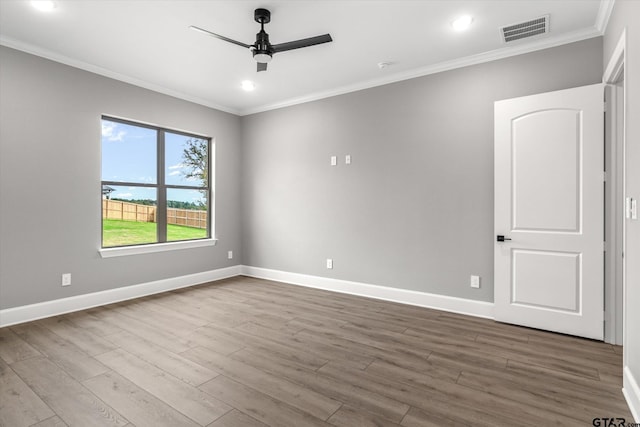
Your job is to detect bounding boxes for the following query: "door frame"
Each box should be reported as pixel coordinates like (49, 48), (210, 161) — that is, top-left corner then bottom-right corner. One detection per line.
(603, 29), (626, 346)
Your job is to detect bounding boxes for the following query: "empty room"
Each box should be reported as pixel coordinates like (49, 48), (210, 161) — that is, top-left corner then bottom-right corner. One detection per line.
(0, 0), (638, 426)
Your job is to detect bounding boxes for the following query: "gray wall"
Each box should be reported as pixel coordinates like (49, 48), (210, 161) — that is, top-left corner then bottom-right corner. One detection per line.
(604, 0), (640, 409)
(0, 46), (242, 309)
(0, 37), (606, 308)
(241, 37), (603, 302)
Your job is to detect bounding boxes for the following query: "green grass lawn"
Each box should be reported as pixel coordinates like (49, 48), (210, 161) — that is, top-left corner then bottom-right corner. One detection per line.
(102, 219), (207, 247)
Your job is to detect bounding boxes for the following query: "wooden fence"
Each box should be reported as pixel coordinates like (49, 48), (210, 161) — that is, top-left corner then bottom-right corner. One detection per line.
(103, 199), (155, 223)
(102, 199), (206, 229)
(167, 207), (207, 229)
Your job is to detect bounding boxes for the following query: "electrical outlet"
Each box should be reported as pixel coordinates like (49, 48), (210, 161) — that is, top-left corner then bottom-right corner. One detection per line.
(62, 273), (71, 287)
(326, 258), (333, 269)
(330, 156), (337, 166)
(228, 250), (233, 260)
(470, 275), (480, 288)
(345, 154), (352, 164)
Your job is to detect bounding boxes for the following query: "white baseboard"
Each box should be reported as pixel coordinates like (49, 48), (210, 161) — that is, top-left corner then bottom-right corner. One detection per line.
(241, 265), (494, 319)
(0, 265), (242, 327)
(624, 366), (640, 422)
(0, 264), (492, 327)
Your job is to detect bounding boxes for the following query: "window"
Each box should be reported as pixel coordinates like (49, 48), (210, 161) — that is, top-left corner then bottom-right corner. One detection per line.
(101, 116), (211, 249)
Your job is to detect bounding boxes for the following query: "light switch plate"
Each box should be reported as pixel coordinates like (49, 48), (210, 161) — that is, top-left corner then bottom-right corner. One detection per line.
(470, 275), (480, 288)
(626, 197), (637, 220)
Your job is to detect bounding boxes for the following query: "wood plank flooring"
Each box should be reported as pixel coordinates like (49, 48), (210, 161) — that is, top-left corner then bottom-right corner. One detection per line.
(0, 276), (633, 426)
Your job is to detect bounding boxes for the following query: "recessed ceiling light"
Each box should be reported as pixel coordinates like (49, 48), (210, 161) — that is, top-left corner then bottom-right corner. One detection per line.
(31, 1), (57, 12)
(452, 15), (473, 31)
(241, 80), (255, 91)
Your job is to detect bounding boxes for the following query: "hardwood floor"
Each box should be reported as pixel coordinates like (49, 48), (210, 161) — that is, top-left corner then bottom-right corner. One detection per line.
(0, 276), (633, 426)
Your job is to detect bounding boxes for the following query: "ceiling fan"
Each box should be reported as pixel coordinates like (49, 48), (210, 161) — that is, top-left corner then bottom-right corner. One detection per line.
(190, 8), (333, 72)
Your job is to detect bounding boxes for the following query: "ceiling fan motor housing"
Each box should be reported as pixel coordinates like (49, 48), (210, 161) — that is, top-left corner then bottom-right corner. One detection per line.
(253, 30), (273, 62)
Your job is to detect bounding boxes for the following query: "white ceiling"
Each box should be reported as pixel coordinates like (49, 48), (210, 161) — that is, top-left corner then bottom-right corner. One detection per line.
(0, 0), (609, 115)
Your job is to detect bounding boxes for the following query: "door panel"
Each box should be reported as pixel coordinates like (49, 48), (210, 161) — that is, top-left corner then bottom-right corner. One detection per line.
(512, 109), (581, 232)
(511, 249), (580, 312)
(494, 83), (604, 340)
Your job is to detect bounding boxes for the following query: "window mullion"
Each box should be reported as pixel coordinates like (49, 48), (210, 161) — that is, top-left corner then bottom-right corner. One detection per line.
(157, 130), (167, 242)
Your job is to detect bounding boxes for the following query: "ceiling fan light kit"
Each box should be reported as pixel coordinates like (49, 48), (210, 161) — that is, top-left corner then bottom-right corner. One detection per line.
(191, 8), (332, 72)
(253, 53), (272, 63)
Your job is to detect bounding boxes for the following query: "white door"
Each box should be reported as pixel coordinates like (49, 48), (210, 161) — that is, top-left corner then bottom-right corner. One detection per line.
(494, 83), (604, 340)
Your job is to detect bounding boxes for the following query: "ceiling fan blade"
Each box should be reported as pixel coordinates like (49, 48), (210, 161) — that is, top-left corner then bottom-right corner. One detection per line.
(272, 34), (332, 53)
(189, 25), (252, 49)
(257, 62), (268, 72)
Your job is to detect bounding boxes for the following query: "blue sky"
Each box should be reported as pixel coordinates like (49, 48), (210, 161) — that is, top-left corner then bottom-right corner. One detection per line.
(101, 119), (207, 204)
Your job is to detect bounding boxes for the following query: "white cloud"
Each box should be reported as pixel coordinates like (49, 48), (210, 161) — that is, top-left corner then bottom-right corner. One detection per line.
(101, 121), (126, 142)
(168, 163), (184, 170)
(117, 192), (133, 198)
(168, 170), (181, 176)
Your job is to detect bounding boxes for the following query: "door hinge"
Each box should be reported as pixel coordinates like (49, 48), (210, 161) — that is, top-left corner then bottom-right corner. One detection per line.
(603, 171), (607, 182)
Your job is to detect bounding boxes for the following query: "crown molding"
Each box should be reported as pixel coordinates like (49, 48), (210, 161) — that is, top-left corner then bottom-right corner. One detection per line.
(2, 12), (606, 118)
(239, 27), (602, 116)
(595, 0), (615, 34)
(0, 36), (241, 116)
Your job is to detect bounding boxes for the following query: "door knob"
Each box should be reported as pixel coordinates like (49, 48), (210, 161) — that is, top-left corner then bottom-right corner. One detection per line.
(496, 235), (512, 242)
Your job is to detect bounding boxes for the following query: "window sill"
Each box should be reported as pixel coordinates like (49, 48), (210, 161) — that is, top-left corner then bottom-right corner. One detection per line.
(99, 238), (218, 258)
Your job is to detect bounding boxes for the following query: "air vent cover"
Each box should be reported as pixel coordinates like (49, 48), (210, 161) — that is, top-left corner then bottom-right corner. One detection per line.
(501, 15), (549, 43)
